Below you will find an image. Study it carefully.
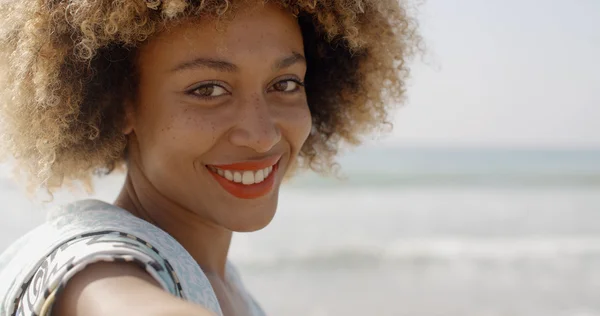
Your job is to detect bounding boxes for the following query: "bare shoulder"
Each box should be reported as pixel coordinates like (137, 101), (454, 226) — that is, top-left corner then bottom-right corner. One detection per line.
(52, 262), (215, 316)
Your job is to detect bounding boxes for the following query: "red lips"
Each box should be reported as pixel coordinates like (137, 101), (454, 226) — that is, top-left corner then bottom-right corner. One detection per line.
(207, 155), (281, 199)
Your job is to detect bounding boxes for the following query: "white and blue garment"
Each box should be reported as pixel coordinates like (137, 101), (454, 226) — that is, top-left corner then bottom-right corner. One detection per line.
(0, 199), (265, 316)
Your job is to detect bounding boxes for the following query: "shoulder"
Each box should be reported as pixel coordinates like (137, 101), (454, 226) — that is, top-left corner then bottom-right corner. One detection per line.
(225, 262), (266, 316)
(0, 199), (221, 316)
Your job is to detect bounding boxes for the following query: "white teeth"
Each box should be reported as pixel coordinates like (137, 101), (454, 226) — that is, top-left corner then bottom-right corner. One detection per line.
(211, 164), (276, 185)
(233, 171), (242, 183)
(242, 171), (254, 185)
(224, 170), (233, 181)
(255, 169), (264, 182)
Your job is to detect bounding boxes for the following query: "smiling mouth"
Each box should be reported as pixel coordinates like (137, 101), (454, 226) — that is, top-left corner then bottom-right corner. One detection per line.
(207, 165), (274, 185)
(206, 155), (281, 199)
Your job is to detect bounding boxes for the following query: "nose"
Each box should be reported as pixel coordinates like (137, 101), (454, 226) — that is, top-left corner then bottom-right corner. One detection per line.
(228, 94), (281, 153)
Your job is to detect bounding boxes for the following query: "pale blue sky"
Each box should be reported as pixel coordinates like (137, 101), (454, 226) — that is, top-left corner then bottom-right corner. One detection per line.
(381, 0), (600, 148)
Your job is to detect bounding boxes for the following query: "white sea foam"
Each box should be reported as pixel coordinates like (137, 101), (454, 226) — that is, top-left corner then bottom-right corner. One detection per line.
(229, 236), (600, 268)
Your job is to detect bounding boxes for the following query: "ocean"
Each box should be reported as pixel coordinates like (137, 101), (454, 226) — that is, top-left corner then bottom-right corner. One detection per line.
(1, 146), (600, 316)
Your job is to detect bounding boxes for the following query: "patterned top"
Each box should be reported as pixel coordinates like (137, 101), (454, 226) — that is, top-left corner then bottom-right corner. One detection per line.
(0, 199), (265, 316)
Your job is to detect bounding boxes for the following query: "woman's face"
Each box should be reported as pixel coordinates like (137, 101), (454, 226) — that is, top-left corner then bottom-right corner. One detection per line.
(125, 3), (311, 232)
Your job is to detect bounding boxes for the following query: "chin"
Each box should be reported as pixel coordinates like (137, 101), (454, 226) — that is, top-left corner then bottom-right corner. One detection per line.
(221, 196), (279, 233)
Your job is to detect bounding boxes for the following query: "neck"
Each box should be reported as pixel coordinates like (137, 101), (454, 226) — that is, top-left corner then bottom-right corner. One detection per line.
(114, 173), (232, 279)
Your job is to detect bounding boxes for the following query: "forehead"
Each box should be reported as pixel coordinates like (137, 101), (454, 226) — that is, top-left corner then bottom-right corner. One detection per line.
(137, 3), (304, 68)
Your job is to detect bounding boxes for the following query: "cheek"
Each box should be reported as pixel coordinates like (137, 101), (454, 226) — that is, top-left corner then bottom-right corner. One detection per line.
(281, 103), (312, 153)
(137, 104), (223, 165)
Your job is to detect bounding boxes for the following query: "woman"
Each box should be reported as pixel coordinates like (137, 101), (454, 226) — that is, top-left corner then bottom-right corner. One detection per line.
(0, 0), (419, 315)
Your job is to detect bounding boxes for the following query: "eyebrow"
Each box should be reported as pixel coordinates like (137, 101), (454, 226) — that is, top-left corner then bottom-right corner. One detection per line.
(273, 52), (306, 71)
(169, 52), (306, 73)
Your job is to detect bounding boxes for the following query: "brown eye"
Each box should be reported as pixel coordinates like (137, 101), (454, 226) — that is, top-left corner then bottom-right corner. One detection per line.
(272, 80), (301, 92)
(192, 84), (228, 98)
(196, 86), (214, 96)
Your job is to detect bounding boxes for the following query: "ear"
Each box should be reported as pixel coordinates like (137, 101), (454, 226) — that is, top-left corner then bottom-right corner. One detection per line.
(122, 98), (136, 135)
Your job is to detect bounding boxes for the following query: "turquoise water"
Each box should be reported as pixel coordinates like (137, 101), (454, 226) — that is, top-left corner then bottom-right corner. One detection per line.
(289, 147), (600, 187)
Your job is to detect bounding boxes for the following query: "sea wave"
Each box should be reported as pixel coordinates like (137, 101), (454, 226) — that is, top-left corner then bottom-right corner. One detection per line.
(287, 173), (600, 188)
(229, 237), (600, 268)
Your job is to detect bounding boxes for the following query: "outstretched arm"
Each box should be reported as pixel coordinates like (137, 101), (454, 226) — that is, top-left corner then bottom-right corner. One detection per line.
(53, 262), (216, 316)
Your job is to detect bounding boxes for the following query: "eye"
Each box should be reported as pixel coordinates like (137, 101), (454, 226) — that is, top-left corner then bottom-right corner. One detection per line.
(188, 83), (229, 99)
(271, 79), (304, 93)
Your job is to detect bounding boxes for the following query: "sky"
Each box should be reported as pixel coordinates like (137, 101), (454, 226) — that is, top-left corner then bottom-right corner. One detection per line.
(0, 0), (597, 150)
(379, 0), (600, 148)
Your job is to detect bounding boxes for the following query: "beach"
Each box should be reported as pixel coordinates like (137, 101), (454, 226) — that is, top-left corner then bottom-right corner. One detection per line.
(2, 147), (600, 316)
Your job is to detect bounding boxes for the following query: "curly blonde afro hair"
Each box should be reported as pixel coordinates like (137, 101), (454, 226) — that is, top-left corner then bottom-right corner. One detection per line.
(0, 0), (420, 193)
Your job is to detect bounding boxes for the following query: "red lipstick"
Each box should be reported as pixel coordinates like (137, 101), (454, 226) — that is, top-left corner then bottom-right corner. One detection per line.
(207, 155), (281, 199)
